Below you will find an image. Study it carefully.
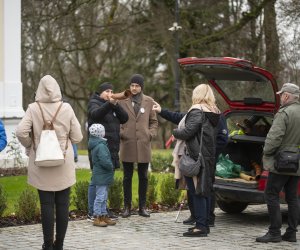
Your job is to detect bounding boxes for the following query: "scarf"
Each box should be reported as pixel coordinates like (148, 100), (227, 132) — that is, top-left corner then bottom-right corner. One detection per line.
(172, 115), (187, 180)
(131, 93), (142, 116)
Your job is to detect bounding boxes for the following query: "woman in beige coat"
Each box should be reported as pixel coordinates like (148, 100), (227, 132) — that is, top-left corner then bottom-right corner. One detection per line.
(16, 75), (83, 250)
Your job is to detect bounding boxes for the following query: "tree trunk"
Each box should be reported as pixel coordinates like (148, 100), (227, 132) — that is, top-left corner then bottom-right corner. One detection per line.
(264, 0), (280, 81)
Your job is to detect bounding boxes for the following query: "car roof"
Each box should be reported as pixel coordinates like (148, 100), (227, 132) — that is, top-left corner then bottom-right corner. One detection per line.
(178, 57), (280, 113)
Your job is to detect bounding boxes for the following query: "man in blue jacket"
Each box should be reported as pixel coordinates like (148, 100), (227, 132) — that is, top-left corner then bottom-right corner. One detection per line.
(0, 119), (7, 152)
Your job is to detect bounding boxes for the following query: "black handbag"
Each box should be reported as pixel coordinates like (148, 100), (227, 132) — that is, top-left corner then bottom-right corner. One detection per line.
(179, 150), (202, 177)
(179, 114), (204, 177)
(274, 150), (299, 173)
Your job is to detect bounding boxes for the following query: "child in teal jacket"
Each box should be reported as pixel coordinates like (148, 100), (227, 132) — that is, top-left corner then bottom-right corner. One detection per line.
(88, 124), (115, 227)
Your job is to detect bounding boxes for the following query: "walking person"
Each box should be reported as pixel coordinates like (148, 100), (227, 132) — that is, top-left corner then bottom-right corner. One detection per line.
(88, 124), (116, 227)
(172, 84), (221, 237)
(152, 100), (228, 226)
(118, 74), (158, 218)
(87, 82), (128, 220)
(256, 83), (300, 243)
(16, 75), (83, 250)
(0, 118), (7, 152)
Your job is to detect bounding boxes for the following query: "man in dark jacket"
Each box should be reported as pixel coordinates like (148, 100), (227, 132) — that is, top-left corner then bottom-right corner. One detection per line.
(256, 83), (300, 243)
(87, 82), (128, 219)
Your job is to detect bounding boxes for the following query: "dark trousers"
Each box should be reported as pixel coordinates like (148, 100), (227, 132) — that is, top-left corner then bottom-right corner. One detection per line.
(188, 189), (215, 223)
(38, 188), (70, 247)
(265, 172), (299, 235)
(123, 162), (148, 208)
(185, 176), (210, 231)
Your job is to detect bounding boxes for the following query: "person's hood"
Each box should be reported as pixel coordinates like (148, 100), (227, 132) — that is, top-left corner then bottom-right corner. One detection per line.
(88, 135), (106, 151)
(205, 112), (220, 127)
(35, 75), (62, 103)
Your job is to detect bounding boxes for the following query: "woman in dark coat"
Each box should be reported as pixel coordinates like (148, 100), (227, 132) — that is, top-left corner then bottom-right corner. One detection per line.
(172, 84), (221, 237)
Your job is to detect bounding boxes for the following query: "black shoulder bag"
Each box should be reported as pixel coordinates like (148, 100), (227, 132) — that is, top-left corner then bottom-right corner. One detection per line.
(274, 149), (299, 173)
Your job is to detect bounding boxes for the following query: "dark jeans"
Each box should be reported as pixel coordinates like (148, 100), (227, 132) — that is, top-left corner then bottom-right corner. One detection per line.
(185, 176), (210, 231)
(265, 172), (299, 235)
(38, 188), (70, 246)
(123, 162), (148, 208)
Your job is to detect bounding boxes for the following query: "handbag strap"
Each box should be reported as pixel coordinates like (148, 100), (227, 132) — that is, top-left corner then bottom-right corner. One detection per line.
(198, 110), (204, 157)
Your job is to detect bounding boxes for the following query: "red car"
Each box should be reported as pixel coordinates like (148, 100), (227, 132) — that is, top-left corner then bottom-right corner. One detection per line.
(178, 57), (300, 215)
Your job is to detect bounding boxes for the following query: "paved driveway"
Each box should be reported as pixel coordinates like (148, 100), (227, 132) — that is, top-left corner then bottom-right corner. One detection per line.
(0, 204), (298, 250)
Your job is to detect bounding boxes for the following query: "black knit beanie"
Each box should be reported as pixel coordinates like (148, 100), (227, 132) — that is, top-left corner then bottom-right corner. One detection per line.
(98, 82), (113, 94)
(130, 74), (144, 89)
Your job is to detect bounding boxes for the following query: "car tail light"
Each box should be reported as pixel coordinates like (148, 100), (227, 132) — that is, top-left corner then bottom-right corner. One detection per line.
(258, 170), (269, 191)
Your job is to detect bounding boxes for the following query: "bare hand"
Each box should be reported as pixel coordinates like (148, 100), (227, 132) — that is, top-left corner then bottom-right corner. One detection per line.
(152, 101), (161, 113)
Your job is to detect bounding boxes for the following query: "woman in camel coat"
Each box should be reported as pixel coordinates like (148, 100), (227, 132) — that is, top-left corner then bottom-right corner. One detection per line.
(16, 75), (83, 250)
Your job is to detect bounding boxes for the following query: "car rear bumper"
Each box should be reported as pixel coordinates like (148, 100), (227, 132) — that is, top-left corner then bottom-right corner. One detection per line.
(214, 183), (265, 204)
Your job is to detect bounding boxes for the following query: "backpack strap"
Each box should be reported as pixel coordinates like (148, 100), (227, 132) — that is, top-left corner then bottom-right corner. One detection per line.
(33, 102), (68, 157)
(37, 102), (63, 129)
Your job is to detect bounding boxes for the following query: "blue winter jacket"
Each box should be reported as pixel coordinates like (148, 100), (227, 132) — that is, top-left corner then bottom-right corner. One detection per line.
(0, 119), (7, 152)
(88, 135), (114, 186)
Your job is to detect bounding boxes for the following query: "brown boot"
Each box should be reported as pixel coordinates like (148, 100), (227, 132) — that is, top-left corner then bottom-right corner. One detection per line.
(93, 216), (107, 227)
(102, 215), (116, 226)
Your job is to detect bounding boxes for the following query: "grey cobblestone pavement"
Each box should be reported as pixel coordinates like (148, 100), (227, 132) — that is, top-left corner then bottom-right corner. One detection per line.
(0, 204), (299, 250)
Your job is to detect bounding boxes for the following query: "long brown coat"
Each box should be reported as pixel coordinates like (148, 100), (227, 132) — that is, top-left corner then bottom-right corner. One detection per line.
(16, 75), (83, 191)
(118, 94), (158, 163)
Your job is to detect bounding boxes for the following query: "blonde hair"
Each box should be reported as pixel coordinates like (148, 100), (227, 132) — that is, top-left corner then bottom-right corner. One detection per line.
(192, 84), (216, 106)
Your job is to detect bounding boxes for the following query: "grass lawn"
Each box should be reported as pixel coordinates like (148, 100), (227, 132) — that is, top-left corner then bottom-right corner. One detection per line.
(0, 168), (178, 216)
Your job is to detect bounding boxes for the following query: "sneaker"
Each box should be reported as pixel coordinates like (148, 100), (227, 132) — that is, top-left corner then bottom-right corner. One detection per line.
(87, 214), (94, 222)
(183, 216), (196, 225)
(107, 209), (118, 220)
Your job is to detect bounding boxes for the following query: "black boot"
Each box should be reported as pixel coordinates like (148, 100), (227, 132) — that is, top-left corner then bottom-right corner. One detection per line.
(122, 206), (131, 218)
(138, 207), (150, 217)
(53, 239), (63, 250)
(282, 231), (297, 242)
(42, 243), (53, 250)
(256, 232), (281, 243)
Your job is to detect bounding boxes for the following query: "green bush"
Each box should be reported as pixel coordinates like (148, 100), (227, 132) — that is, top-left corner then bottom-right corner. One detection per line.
(72, 180), (89, 213)
(0, 184), (7, 217)
(146, 173), (158, 208)
(108, 177), (123, 210)
(160, 173), (181, 207)
(15, 188), (39, 222)
(151, 152), (173, 172)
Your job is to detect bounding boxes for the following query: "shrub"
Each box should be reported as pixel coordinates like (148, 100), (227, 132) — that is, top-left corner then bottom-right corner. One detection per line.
(151, 153), (173, 172)
(0, 184), (7, 217)
(15, 188), (39, 222)
(108, 177), (123, 210)
(160, 173), (181, 207)
(72, 180), (89, 213)
(146, 173), (158, 208)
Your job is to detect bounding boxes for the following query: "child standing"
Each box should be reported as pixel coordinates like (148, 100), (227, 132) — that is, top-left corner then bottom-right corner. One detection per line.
(88, 123), (116, 227)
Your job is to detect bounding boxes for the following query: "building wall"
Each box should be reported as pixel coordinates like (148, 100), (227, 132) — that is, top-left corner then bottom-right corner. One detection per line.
(0, 0), (26, 167)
